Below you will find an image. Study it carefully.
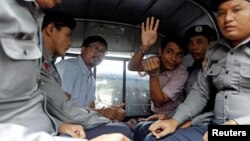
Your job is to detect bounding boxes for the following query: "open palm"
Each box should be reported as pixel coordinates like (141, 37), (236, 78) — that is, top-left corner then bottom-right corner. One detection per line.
(141, 17), (159, 51)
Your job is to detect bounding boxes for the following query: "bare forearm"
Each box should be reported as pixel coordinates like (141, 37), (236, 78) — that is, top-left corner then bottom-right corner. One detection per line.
(128, 47), (145, 71)
(150, 75), (170, 107)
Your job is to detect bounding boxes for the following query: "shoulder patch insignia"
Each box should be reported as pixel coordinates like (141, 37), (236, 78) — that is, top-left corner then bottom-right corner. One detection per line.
(43, 62), (51, 74)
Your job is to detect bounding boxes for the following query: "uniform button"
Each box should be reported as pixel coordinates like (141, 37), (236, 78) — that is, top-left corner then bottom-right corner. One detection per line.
(23, 50), (27, 55)
(226, 71), (228, 74)
(210, 70), (213, 74)
(225, 95), (227, 99)
(230, 52), (233, 55)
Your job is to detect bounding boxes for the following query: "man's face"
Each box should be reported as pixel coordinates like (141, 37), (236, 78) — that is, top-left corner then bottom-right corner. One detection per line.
(160, 42), (184, 70)
(217, 0), (250, 44)
(81, 42), (107, 69)
(36, 0), (61, 8)
(52, 26), (72, 56)
(187, 35), (209, 60)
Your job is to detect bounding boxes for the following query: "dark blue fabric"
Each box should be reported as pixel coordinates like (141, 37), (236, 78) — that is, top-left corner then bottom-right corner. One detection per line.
(133, 121), (154, 141)
(144, 125), (207, 141)
(85, 122), (133, 140)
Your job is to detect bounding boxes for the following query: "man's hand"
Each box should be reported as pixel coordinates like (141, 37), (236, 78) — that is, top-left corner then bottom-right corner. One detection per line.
(203, 131), (208, 141)
(141, 17), (160, 51)
(143, 57), (160, 76)
(179, 120), (192, 128)
(90, 133), (130, 141)
(58, 123), (85, 139)
(101, 103), (125, 122)
(148, 118), (178, 139)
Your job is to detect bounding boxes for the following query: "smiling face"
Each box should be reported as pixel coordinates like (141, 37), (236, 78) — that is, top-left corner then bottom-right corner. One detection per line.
(217, 0), (250, 46)
(160, 42), (184, 70)
(81, 41), (107, 69)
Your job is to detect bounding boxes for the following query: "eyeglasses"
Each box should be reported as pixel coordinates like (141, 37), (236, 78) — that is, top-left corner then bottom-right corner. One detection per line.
(88, 45), (107, 55)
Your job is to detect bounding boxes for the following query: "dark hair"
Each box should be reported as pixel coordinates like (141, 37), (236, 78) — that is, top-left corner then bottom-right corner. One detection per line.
(160, 35), (186, 55)
(42, 10), (76, 30)
(211, 0), (227, 12)
(81, 35), (108, 49)
(211, 0), (250, 12)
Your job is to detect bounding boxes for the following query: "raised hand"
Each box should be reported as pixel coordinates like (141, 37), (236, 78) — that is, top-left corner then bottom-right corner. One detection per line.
(141, 17), (160, 51)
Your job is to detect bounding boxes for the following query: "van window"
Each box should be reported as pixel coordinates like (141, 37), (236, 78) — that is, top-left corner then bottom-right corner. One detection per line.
(95, 58), (151, 116)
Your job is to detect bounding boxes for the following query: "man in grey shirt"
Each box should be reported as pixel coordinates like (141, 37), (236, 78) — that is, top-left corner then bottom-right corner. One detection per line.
(145, 0), (250, 141)
(0, 0), (85, 138)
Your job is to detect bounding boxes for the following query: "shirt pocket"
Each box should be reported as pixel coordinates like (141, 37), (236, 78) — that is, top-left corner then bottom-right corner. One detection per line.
(0, 35), (41, 60)
(207, 64), (222, 89)
(240, 65), (250, 93)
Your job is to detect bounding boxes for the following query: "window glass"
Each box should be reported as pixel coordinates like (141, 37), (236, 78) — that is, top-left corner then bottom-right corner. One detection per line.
(95, 60), (124, 108)
(95, 59), (151, 116)
(125, 62), (151, 116)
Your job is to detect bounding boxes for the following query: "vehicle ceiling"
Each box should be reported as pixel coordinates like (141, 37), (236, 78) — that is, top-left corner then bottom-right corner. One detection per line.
(46, 0), (220, 54)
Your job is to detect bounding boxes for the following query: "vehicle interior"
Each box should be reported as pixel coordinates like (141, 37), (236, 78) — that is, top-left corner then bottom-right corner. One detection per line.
(45, 0), (220, 118)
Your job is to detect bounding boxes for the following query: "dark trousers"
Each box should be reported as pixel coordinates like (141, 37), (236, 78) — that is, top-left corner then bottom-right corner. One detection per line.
(144, 125), (207, 141)
(133, 121), (154, 141)
(86, 122), (133, 140)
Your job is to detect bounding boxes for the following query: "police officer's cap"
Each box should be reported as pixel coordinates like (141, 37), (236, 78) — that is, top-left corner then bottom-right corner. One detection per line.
(211, 0), (250, 12)
(43, 10), (76, 30)
(184, 25), (217, 43)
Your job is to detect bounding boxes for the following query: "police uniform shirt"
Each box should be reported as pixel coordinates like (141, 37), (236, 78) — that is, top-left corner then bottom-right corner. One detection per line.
(185, 60), (202, 95)
(0, 0), (57, 134)
(173, 37), (250, 125)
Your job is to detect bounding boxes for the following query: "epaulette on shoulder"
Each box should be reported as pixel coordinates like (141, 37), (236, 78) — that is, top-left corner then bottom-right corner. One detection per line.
(208, 39), (229, 51)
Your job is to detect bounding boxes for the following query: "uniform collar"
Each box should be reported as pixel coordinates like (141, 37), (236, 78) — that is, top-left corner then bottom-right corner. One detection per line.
(212, 37), (250, 49)
(42, 47), (53, 64)
(235, 37), (250, 48)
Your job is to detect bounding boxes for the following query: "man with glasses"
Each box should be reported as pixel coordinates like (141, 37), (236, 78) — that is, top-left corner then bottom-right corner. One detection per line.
(56, 35), (125, 122)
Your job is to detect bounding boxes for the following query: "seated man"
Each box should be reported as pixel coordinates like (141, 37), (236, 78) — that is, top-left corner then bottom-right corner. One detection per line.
(180, 24), (217, 128)
(128, 17), (188, 141)
(0, 0), (84, 139)
(39, 10), (132, 140)
(56, 35), (125, 122)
